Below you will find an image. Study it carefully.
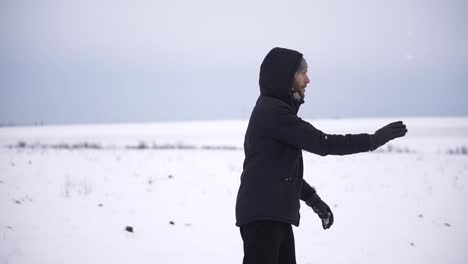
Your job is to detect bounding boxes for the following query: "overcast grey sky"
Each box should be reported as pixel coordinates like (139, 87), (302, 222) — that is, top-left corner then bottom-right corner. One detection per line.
(1, 0), (467, 125)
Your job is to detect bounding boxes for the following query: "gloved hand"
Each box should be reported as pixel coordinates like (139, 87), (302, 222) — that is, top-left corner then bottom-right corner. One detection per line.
(306, 192), (334, 230)
(370, 121), (408, 151)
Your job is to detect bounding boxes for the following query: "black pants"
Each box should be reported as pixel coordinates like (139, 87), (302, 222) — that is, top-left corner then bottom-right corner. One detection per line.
(239, 220), (296, 264)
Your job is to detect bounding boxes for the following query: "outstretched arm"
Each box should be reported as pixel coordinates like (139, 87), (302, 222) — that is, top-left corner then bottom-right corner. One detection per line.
(268, 104), (372, 156)
(268, 104), (407, 155)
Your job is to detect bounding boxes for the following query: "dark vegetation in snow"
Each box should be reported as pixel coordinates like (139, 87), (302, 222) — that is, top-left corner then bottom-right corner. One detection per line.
(447, 146), (468, 155)
(6, 141), (242, 151)
(2, 140), (414, 153)
(5, 141), (468, 156)
(373, 144), (415, 154)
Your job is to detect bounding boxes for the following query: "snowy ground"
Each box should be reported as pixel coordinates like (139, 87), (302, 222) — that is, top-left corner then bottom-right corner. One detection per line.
(0, 117), (467, 264)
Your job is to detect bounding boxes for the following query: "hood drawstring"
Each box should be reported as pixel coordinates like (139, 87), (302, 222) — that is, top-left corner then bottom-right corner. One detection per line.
(289, 88), (304, 113)
(291, 88), (302, 102)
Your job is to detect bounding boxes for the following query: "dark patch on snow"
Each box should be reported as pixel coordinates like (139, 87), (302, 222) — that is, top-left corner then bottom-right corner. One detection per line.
(126, 141), (150, 149)
(410, 242), (415, 246)
(201, 145), (240, 151)
(418, 214), (423, 218)
(13, 196), (33, 204)
(126, 142), (196, 150)
(98, 203), (103, 207)
(447, 146), (468, 155)
(373, 144), (415, 154)
(9, 141), (103, 150)
(125, 226), (134, 233)
(444, 222), (451, 227)
(168, 175), (173, 179)
(169, 221), (175, 225)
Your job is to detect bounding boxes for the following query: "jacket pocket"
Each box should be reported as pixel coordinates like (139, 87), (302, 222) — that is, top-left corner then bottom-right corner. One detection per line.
(284, 150), (303, 184)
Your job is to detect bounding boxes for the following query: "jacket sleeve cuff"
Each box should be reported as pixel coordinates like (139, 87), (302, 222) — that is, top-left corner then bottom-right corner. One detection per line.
(300, 179), (317, 203)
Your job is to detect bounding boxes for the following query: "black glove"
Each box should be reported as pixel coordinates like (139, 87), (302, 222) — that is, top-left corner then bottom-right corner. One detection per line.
(370, 121), (408, 151)
(306, 192), (334, 230)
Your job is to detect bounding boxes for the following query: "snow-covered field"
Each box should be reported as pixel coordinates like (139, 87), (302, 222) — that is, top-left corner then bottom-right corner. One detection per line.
(1, 117), (467, 264)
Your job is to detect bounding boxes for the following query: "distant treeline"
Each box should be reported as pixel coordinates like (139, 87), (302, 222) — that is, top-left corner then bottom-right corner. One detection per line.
(447, 146), (468, 155)
(4, 141), (468, 155)
(0, 122), (45, 127)
(6, 141), (242, 151)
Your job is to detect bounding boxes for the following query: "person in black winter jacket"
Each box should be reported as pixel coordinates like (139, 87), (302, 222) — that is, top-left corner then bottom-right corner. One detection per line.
(235, 47), (408, 264)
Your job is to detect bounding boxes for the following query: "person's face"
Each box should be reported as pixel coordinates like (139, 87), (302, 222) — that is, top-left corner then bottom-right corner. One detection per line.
(292, 70), (310, 99)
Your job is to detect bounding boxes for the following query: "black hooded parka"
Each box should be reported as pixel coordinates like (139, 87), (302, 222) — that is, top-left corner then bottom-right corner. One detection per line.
(235, 47), (373, 227)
